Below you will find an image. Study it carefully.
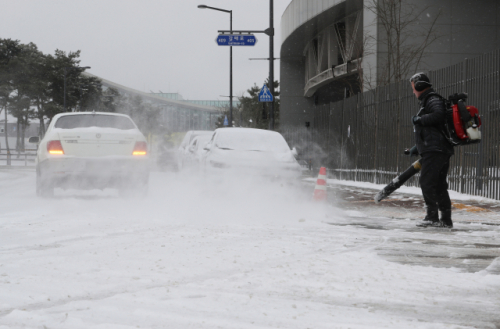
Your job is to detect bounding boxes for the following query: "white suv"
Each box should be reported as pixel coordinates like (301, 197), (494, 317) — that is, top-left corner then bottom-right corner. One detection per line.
(31, 112), (149, 197)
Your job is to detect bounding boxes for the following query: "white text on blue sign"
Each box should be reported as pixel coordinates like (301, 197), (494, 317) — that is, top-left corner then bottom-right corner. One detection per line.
(216, 35), (257, 46)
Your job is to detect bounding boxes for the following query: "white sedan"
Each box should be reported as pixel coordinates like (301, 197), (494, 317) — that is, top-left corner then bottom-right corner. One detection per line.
(201, 128), (302, 181)
(31, 112), (149, 197)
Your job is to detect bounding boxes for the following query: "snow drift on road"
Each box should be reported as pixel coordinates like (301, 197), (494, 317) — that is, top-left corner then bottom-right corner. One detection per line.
(0, 169), (499, 328)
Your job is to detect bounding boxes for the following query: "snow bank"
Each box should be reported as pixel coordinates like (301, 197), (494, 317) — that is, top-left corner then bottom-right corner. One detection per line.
(305, 177), (500, 203)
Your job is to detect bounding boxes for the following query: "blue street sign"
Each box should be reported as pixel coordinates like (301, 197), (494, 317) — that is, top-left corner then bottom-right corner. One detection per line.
(258, 84), (273, 102)
(223, 115), (229, 126)
(216, 34), (257, 46)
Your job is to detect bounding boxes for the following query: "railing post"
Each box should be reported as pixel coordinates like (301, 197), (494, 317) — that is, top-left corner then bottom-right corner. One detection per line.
(339, 97), (345, 180)
(460, 59), (467, 194)
(373, 88), (379, 184)
(25, 153), (27, 166)
(6, 150), (11, 166)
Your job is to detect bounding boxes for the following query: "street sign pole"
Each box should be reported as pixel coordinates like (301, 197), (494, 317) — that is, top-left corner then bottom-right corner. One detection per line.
(218, 0), (276, 130)
(269, 0), (274, 130)
(230, 12), (233, 128)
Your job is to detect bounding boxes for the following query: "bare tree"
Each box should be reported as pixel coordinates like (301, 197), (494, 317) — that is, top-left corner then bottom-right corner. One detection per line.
(341, 0), (441, 93)
(335, 0), (441, 171)
(366, 0), (441, 86)
(364, 0), (441, 170)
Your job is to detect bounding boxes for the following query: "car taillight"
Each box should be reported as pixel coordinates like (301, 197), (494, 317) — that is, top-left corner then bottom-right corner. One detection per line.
(133, 141), (147, 156)
(47, 140), (64, 155)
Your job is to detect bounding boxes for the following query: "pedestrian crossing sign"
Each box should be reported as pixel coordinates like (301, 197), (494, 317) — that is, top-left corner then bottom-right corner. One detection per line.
(258, 84), (273, 102)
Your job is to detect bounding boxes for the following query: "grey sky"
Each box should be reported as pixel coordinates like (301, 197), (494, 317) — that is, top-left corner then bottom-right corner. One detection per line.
(1, 0), (291, 101)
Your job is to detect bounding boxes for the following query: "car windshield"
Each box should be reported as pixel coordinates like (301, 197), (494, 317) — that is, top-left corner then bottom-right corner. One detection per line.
(54, 115), (136, 130)
(189, 131), (213, 144)
(216, 130), (290, 152)
(194, 135), (212, 148)
(181, 131), (213, 148)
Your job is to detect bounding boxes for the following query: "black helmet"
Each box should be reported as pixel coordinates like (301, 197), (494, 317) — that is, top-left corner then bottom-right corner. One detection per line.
(409, 72), (432, 92)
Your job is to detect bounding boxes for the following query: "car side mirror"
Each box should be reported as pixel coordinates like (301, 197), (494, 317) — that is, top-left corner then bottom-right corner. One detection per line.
(189, 145), (195, 153)
(204, 143), (212, 151)
(28, 136), (40, 144)
(291, 147), (298, 157)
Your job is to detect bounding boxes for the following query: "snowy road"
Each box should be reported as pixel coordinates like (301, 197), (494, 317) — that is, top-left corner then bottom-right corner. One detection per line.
(0, 169), (499, 328)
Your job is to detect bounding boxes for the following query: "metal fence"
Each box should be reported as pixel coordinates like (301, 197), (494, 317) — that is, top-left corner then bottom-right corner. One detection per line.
(282, 49), (500, 200)
(0, 151), (37, 166)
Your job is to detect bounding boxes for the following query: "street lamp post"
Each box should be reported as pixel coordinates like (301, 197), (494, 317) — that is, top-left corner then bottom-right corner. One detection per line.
(219, 95), (236, 126)
(269, 0), (274, 130)
(198, 4), (233, 127)
(64, 66), (90, 112)
(215, 0), (276, 130)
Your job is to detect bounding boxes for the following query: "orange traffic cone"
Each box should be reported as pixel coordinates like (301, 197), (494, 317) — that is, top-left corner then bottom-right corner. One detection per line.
(313, 167), (327, 201)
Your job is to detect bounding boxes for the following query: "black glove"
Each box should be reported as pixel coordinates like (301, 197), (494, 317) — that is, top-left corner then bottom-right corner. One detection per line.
(412, 116), (422, 126)
(407, 145), (419, 157)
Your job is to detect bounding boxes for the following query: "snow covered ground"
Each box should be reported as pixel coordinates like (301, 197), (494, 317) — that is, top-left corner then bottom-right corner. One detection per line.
(304, 177), (499, 203)
(0, 169), (499, 328)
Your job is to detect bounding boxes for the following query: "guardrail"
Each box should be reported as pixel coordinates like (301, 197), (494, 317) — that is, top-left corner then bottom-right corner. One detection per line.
(0, 151), (37, 167)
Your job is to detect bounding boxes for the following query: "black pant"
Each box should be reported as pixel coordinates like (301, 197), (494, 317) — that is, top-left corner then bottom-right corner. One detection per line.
(419, 152), (452, 211)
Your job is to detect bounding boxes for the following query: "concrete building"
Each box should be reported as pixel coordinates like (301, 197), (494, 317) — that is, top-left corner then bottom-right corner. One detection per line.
(280, 0), (500, 128)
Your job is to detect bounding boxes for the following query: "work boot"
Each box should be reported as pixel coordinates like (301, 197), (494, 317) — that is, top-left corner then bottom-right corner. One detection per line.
(433, 209), (453, 228)
(416, 208), (439, 227)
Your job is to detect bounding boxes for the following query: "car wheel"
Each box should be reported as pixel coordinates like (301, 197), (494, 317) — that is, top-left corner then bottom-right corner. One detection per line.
(36, 167), (54, 198)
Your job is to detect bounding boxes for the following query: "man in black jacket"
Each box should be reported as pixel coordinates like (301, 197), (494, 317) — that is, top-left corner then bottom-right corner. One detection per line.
(408, 73), (454, 228)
